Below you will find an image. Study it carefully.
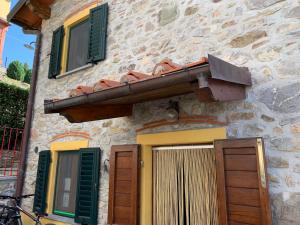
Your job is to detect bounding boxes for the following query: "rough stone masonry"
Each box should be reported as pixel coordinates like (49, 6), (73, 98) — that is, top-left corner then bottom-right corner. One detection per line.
(21, 0), (300, 224)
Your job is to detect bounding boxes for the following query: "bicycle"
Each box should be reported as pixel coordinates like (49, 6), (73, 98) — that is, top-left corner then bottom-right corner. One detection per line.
(0, 194), (47, 225)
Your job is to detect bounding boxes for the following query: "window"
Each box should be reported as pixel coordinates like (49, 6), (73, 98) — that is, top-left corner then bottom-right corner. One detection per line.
(53, 151), (79, 217)
(66, 20), (90, 72)
(33, 144), (101, 225)
(48, 3), (108, 79)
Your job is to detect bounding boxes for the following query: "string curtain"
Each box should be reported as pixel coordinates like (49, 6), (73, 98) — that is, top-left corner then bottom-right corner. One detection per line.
(153, 147), (218, 225)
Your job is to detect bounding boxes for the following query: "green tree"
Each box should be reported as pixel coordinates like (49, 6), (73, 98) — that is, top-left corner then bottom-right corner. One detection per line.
(24, 68), (32, 84)
(23, 63), (32, 84)
(23, 63), (30, 72)
(6, 61), (26, 82)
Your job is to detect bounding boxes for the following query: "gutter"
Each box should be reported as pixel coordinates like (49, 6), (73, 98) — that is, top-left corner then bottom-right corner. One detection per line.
(45, 64), (210, 113)
(16, 32), (42, 197)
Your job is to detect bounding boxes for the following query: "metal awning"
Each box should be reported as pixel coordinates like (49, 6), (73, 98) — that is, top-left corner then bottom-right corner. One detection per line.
(7, 0), (53, 30)
(44, 55), (252, 123)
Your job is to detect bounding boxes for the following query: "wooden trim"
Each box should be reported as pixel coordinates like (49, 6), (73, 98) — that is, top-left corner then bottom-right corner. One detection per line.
(256, 138), (273, 225)
(107, 146), (116, 224)
(214, 140), (228, 225)
(27, 0), (51, 19)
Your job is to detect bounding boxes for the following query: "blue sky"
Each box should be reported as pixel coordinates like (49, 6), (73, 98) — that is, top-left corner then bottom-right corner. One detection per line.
(2, 0), (36, 68)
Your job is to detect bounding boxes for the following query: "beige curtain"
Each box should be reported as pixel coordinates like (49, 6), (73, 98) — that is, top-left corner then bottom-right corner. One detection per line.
(153, 147), (218, 225)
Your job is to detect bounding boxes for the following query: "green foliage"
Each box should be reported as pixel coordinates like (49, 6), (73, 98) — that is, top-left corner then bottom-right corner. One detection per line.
(0, 82), (29, 128)
(6, 61), (26, 82)
(23, 63), (30, 72)
(24, 68), (32, 84)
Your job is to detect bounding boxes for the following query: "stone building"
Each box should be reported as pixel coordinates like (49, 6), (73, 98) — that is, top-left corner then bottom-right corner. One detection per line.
(7, 0), (300, 225)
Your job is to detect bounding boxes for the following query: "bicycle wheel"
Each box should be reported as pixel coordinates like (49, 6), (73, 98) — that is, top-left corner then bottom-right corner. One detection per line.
(8, 218), (21, 225)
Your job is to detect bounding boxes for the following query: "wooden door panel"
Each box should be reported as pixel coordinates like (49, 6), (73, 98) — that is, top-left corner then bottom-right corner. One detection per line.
(215, 138), (272, 225)
(108, 145), (140, 225)
(116, 168), (132, 181)
(225, 171), (259, 188)
(229, 204), (261, 218)
(114, 206), (131, 224)
(224, 147), (256, 155)
(229, 214), (261, 225)
(227, 187), (260, 207)
(115, 193), (131, 207)
(115, 180), (132, 194)
(229, 221), (253, 225)
(224, 155), (257, 171)
(116, 154), (133, 169)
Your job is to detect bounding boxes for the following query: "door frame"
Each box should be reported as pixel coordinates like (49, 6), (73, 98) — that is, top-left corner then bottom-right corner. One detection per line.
(136, 127), (227, 225)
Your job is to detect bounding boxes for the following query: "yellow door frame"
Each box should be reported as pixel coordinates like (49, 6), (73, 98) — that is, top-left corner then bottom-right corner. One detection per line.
(136, 127), (227, 225)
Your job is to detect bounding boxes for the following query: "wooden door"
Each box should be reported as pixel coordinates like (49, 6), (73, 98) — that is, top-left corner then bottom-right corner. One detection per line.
(108, 145), (140, 225)
(214, 138), (272, 225)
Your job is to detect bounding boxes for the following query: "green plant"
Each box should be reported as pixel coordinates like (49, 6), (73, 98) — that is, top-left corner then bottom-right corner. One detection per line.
(6, 61), (26, 82)
(24, 69), (32, 84)
(0, 82), (29, 128)
(23, 63), (30, 72)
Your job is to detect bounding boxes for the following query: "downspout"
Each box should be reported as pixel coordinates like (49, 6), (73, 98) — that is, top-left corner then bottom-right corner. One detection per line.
(16, 32), (42, 197)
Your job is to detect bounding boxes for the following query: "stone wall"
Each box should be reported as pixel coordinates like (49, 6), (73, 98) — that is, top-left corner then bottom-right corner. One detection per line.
(0, 177), (16, 205)
(0, 177), (16, 196)
(22, 0), (300, 224)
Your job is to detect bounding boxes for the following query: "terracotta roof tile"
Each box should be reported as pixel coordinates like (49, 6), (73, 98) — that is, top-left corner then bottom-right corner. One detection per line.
(152, 58), (183, 76)
(120, 70), (152, 83)
(69, 85), (94, 97)
(93, 79), (122, 92)
(184, 57), (208, 68)
(68, 56), (210, 97)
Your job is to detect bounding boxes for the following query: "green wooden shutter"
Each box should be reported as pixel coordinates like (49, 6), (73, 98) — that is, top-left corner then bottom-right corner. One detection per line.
(48, 26), (64, 79)
(33, 150), (51, 214)
(75, 148), (101, 225)
(88, 3), (108, 63)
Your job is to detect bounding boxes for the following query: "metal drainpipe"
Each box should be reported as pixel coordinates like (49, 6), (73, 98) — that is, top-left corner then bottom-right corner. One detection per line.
(16, 32), (42, 197)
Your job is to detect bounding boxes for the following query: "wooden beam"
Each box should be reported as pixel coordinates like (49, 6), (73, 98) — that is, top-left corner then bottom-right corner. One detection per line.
(27, 0), (51, 20)
(60, 104), (133, 123)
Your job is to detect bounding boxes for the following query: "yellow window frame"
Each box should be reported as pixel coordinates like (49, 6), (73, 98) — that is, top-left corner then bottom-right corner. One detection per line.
(21, 140), (89, 225)
(60, 3), (97, 74)
(136, 127), (227, 225)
